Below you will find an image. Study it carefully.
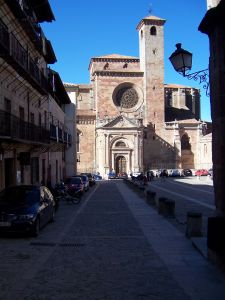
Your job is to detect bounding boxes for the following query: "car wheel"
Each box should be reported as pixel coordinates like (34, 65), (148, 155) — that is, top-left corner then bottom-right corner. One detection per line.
(31, 217), (40, 237)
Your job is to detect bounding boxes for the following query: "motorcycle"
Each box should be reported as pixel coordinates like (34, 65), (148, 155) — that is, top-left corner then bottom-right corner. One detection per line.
(54, 182), (81, 204)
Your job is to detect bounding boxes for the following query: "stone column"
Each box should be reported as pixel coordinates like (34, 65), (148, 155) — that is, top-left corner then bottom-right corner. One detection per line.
(104, 133), (109, 166)
(133, 133), (139, 171)
(138, 131), (144, 171)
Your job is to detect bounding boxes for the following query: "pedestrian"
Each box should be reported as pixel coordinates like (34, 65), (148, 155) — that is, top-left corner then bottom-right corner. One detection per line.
(150, 171), (154, 181)
(147, 171), (150, 182)
(160, 169), (167, 182)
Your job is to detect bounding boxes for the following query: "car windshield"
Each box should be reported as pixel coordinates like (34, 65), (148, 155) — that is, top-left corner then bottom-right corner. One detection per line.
(0, 186), (40, 204)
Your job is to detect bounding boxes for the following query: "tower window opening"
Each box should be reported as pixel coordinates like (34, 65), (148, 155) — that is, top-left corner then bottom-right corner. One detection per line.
(150, 26), (157, 36)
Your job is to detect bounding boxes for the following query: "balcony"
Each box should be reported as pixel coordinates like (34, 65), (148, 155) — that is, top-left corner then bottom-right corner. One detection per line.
(5, 0), (55, 23)
(0, 19), (49, 94)
(50, 124), (72, 146)
(0, 110), (50, 144)
(5, 0), (55, 53)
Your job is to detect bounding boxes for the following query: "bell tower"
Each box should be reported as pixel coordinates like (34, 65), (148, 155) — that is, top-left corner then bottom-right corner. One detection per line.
(137, 16), (166, 132)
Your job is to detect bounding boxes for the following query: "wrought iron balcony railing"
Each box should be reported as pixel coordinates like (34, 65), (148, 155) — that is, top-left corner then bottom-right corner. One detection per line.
(0, 19), (49, 94)
(0, 110), (50, 144)
(50, 124), (72, 145)
(5, 0), (43, 51)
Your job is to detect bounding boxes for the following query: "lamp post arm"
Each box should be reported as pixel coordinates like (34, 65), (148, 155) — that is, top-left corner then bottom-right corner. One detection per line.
(185, 69), (209, 96)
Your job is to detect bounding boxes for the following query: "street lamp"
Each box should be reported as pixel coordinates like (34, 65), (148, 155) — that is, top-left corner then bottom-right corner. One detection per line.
(169, 43), (209, 96)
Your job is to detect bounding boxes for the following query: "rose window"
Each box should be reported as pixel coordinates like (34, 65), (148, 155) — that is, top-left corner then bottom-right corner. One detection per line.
(116, 87), (138, 109)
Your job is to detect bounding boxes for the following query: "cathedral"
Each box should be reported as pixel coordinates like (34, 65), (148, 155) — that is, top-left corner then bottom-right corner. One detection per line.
(65, 15), (212, 177)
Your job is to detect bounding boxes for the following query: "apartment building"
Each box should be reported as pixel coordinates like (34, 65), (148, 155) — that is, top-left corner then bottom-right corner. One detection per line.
(0, 0), (76, 190)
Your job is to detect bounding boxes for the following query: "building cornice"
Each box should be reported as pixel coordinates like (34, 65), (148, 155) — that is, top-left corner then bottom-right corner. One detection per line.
(93, 70), (144, 77)
(136, 15), (166, 31)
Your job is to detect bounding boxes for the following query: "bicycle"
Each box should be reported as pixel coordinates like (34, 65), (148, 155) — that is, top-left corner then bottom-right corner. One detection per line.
(54, 183), (81, 204)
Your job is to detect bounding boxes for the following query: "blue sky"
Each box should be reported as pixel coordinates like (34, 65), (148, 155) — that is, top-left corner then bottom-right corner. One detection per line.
(43, 0), (211, 121)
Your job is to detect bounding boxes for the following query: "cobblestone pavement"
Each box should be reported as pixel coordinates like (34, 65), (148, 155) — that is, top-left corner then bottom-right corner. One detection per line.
(0, 180), (224, 300)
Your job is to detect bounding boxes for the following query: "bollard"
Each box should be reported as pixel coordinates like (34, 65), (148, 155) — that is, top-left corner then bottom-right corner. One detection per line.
(137, 185), (146, 199)
(158, 197), (167, 215)
(186, 211), (203, 238)
(164, 199), (175, 218)
(146, 190), (156, 205)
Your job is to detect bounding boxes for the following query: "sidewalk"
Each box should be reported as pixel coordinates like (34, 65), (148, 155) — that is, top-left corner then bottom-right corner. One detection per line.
(118, 180), (225, 299)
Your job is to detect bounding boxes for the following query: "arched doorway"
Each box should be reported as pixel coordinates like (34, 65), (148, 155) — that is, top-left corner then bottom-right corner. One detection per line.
(115, 155), (126, 175)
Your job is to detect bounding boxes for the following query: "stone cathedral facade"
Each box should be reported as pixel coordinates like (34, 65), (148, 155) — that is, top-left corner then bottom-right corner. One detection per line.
(65, 15), (212, 177)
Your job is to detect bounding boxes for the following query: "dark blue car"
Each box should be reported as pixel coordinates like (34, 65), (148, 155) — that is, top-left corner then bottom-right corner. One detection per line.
(108, 172), (117, 179)
(93, 174), (102, 181)
(0, 185), (55, 236)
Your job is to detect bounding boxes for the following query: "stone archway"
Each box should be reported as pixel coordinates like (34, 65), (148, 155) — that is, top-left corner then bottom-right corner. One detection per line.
(115, 155), (126, 175)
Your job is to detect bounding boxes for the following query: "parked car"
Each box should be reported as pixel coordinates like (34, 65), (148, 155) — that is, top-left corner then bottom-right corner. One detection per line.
(0, 185), (55, 236)
(155, 170), (163, 177)
(117, 172), (128, 179)
(147, 170), (155, 180)
(195, 169), (209, 176)
(169, 169), (181, 177)
(64, 176), (84, 196)
(108, 172), (117, 179)
(182, 169), (193, 176)
(132, 172), (141, 178)
(159, 169), (169, 177)
(78, 174), (89, 191)
(93, 174), (102, 181)
(80, 173), (96, 186)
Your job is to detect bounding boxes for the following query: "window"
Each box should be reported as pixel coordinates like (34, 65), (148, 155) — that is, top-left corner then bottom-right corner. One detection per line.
(19, 106), (25, 138)
(31, 157), (39, 184)
(30, 113), (34, 124)
(76, 132), (80, 152)
(115, 87), (138, 109)
(4, 98), (11, 113)
(150, 26), (157, 36)
(44, 111), (47, 128)
(38, 113), (41, 126)
(115, 141), (126, 147)
(19, 106), (24, 120)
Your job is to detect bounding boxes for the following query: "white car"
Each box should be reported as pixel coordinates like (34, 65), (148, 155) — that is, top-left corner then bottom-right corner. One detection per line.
(132, 172), (141, 178)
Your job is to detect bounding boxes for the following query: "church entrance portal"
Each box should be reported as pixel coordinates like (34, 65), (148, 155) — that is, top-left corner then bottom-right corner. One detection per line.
(115, 156), (126, 175)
